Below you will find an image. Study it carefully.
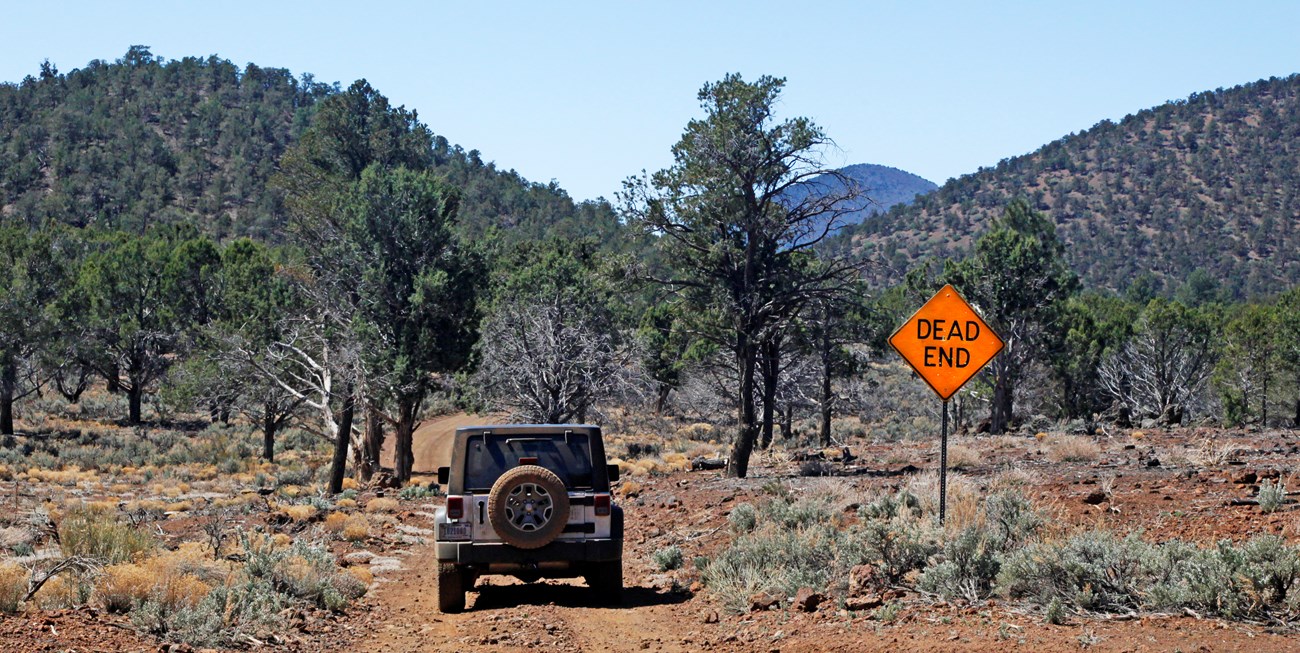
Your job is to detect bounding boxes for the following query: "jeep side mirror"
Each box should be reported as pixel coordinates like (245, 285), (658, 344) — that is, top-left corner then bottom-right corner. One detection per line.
(437, 466), (450, 485)
(607, 463), (620, 483)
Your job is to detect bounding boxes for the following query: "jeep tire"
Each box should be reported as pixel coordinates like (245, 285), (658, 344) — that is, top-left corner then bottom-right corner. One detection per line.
(437, 563), (465, 613)
(487, 465), (570, 550)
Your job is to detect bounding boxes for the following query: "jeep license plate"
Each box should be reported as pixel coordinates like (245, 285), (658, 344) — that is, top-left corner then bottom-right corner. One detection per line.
(439, 522), (471, 541)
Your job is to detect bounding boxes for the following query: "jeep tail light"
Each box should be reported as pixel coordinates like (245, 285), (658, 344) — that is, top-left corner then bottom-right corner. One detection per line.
(447, 496), (464, 520)
(593, 493), (611, 516)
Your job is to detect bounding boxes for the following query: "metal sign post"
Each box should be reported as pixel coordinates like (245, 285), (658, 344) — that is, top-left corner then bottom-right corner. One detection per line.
(888, 285), (1003, 527)
(939, 400), (948, 524)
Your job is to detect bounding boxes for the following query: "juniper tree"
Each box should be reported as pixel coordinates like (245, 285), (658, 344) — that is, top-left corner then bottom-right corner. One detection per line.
(622, 74), (862, 477)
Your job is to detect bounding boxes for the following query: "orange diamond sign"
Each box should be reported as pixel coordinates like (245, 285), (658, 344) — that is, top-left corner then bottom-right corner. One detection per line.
(889, 284), (1003, 401)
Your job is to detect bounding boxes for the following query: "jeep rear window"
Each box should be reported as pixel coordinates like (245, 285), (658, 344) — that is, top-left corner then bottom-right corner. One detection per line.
(463, 433), (593, 492)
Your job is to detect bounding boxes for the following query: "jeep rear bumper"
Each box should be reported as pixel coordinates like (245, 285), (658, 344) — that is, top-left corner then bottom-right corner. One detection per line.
(436, 538), (622, 565)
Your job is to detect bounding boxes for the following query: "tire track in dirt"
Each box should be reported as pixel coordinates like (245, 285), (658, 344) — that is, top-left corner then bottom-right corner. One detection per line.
(360, 414), (701, 653)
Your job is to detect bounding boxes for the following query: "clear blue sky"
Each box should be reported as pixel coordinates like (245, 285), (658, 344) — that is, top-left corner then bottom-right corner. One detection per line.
(4, 2), (1298, 202)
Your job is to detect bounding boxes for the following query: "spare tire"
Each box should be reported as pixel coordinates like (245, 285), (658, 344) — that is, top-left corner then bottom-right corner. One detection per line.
(487, 465), (570, 549)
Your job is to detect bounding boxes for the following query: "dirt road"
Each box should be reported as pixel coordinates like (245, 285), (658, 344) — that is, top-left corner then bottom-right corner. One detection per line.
(377, 413), (487, 473)
(352, 422), (1300, 653)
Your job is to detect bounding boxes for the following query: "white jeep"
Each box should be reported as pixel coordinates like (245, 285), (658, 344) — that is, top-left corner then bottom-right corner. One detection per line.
(433, 424), (623, 612)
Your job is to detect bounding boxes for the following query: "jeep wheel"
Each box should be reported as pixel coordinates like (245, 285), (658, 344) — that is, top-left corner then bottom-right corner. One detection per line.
(487, 465), (570, 549)
(587, 558), (623, 603)
(437, 563), (465, 613)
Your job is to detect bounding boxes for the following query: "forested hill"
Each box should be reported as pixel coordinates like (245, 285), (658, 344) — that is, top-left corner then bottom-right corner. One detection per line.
(833, 75), (1300, 299)
(832, 163), (937, 223)
(0, 47), (621, 245)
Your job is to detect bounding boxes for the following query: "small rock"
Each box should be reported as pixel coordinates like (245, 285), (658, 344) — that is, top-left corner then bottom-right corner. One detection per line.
(689, 581), (703, 593)
(1235, 471), (1258, 485)
(701, 608), (719, 624)
(749, 592), (781, 612)
(844, 594), (883, 611)
(1146, 457), (1161, 468)
(848, 564), (880, 596)
(1082, 490), (1107, 505)
(792, 587), (824, 612)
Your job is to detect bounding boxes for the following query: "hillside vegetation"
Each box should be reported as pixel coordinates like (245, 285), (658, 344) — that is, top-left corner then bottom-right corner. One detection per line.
(0, 47), (622, 246)
(824, 163), (937, 223)
(836, 75), (1300, 299)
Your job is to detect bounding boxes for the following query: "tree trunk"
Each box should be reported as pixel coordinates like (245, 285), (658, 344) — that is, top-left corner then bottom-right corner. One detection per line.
(361, 402), (384, 481)
(819, 343), (833, 447)
(127, 385), (143, 424)
(727, 337), (758, 478)
(654, 384), (671, 416)
(328, 384), (356, 495)
(1260, 373), (1268, 426)
(989, 369), (1013, 435)
(394, 396), (421, 484)
(759, 338), (779, 450)
(0, 361), (15, 436)
(262, 400), (277, 462)
(781, 404), (793, 442)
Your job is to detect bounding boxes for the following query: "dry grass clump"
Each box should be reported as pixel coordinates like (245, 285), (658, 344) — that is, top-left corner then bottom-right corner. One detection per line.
(904, 470), (981, 532)
(0, 562), (29, 613)
(342, 515), (370, 542)
(988, 465), (1044, 492)
(124, 499), (168, 515)
(98, 562), (154, 613)
(322, 512), (349, 533)
(275, 503), (317, 522)
(944, 443), (982, 470)
(342, 477), (360, 491)
(1045, 435), (1101, 463)
(58, 504), (155, 564)
(323, 512), (370, 541)
(364, 498), (399, 514)
(345, 565), (373, 587)
(97, 540), (230, 612)
(25, 466), (98, 486)
(676, 422), (717, 441)
(1189, 437), (1244, 466)
(616, 480), (643, 498)
(32, 574), (85, 610)
(0, 526), (34, 553)
(661, 452), (691, 472)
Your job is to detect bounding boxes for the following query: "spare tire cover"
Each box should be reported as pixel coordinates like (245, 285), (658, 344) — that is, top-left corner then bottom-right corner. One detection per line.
(487, 465), (570, 549)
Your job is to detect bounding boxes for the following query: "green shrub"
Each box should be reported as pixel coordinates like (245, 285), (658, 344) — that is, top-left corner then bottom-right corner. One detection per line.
(846, 517), (939, 586)
(1258, 479), (1286, 514)
(134, 576), (283, 647)
(918, 526), (1000, 601)
(398, 483), (440, 500)
(652, 546), (684, 571)
(860, 490), (922, 521)
(242, 535), (365, 612)
(702, 525), (838, 613)
(727, 503), (757, 534)
(758, 494), (835, 530)
(983, 491), (1043, 550)
(998, 531), (1148, 612)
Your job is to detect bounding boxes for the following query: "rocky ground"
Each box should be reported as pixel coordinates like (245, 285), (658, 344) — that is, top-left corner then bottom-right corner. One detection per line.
(4, 419), (1300, 652)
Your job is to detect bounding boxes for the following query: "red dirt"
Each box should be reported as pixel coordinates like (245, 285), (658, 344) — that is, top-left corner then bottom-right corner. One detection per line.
(9, 419), (1300, 652)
